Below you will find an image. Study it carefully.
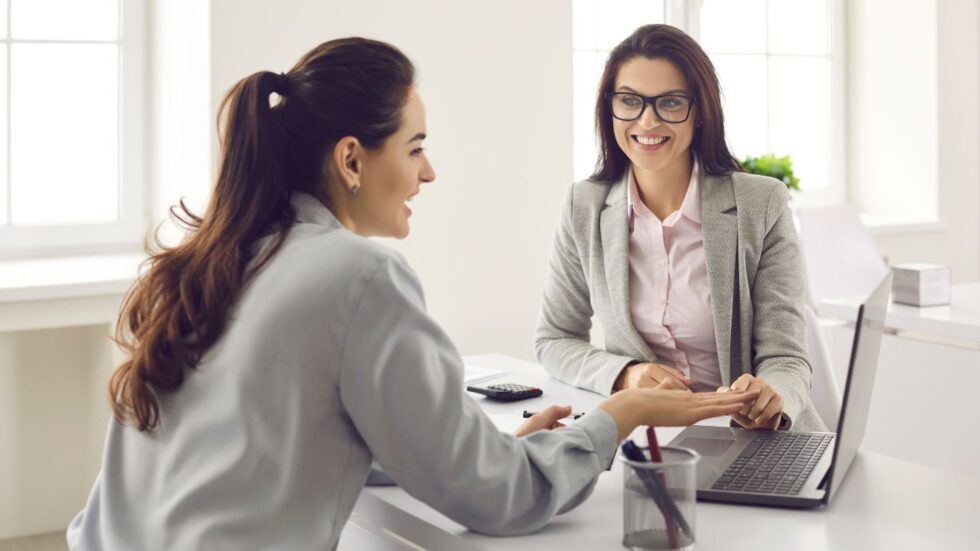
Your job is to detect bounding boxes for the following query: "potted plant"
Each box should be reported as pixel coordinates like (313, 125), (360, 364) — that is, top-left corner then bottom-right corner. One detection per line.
(740, 154), (800, 192)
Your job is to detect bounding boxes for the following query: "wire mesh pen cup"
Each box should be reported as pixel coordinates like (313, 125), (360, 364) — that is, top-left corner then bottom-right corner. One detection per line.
(619, 446), (700, 550)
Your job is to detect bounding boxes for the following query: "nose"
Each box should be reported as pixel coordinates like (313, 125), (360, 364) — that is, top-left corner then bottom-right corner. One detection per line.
(420, 156), (436, 184)
(637, 102), (661, 128)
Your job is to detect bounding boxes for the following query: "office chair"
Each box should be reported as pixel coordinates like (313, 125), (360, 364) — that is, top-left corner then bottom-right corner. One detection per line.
(803, 303), (842, 429)
(796, 204), (889, 308)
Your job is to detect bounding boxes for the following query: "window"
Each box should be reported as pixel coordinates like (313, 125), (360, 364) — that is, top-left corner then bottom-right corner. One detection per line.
(572, 0), (843, 206)
(572, 0), (665, 182)
(0, 0), (146, 257)
(699, 0), (843, 204)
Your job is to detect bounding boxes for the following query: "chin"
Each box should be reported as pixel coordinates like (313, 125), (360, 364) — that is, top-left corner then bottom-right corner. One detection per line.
(392, 223), (410, 239)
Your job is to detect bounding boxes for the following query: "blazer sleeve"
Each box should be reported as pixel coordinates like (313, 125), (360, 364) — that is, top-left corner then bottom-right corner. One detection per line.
(751, 183), (813, 429)
(339, 255), (619, 536)
(534, 186), (638, 396)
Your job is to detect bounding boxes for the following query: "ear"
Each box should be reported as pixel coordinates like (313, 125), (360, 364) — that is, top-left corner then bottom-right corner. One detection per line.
(331, 136), (364, 193)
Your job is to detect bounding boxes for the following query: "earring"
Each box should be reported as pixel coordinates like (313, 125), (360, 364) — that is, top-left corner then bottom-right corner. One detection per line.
(350, 184), (360, 195)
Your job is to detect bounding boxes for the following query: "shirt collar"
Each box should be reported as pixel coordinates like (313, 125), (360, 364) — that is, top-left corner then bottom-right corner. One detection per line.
(291, 192), (343, 229)
(626, 159), (702, 224)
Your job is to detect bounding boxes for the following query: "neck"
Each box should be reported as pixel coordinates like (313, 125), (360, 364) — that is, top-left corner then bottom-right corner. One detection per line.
(319, 190), (362, 236)
(633, 155), (694, 221)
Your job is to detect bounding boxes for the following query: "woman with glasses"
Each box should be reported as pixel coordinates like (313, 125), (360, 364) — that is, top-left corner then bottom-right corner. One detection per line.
(65, 37), (759, 550)
(536, 24), (826, 433)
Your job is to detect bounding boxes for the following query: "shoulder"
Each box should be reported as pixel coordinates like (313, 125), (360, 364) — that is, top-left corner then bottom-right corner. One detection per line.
(272, 223), (421, 300)
(562, 177), (618, 219)
(727, 171), (789, 218)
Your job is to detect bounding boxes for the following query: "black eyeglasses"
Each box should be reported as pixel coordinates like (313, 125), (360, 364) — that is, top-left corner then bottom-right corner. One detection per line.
(604, 92), (695, 123)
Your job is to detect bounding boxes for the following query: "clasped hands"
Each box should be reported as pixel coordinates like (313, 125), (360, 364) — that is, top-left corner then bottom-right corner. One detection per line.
(613, 361), (784, 430)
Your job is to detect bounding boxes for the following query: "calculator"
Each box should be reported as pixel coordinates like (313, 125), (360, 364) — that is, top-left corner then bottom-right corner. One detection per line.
(465, 382), (543, 402)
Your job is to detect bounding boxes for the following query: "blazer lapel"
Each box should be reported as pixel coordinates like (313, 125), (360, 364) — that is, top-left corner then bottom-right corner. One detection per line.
(701, 173), (739, 387)
(600, 172), (656, 361)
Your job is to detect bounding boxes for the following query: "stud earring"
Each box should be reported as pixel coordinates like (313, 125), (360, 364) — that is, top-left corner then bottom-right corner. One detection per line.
(350, 184), (360, 195)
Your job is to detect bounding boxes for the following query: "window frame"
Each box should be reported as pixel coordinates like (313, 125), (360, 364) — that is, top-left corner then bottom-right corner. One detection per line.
(0, 0), (147, 259)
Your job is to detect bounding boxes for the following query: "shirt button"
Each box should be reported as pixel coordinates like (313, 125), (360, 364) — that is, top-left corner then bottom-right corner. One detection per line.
(658, 259), (667, 267)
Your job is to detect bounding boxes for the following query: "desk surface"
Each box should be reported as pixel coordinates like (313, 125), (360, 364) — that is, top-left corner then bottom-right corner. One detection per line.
(355, 354), (980, 550)
(818, 282), (980, 344)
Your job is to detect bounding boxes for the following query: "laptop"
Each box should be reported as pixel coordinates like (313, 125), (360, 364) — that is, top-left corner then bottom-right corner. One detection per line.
(666, 273), (892, 508)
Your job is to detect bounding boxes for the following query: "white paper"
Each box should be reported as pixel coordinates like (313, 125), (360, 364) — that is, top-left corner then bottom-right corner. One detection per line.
(463, 364), (506, 385)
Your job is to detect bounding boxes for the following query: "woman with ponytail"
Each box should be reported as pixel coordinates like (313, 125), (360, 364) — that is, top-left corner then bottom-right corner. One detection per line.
(67, 38), (756, 549)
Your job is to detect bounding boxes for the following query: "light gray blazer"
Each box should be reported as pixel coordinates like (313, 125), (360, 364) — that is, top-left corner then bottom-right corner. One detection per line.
(535, 170), (826, 433)
(68, 193), (619, 550)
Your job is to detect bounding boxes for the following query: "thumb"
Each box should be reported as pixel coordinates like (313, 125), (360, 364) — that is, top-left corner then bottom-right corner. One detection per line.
(535, 405), (571, 424)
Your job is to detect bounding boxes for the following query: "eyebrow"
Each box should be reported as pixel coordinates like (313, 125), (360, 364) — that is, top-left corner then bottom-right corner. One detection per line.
(406, 132), (426, 144)
(616, 86), (689, 96)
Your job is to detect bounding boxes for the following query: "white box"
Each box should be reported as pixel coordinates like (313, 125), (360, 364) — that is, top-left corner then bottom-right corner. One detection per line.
(891, 263), (951, 306)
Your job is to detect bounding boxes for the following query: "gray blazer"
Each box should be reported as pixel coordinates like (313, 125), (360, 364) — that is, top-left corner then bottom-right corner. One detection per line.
(535, 170), (826, 433)
(68, 193), (620, 550)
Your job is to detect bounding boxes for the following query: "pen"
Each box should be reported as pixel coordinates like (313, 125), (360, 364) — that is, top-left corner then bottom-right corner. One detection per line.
(521, 410), (586, 420)
(647, 426), (680, 548)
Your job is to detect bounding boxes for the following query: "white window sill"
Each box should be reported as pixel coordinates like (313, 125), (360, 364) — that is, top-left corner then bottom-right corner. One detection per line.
(859, 214), (946, 236)
(0, 253), (145, 332)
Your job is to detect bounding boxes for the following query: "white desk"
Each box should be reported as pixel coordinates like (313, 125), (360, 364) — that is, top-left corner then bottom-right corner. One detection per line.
(349, 354), (980, 550)
(818, 282), (980, 347)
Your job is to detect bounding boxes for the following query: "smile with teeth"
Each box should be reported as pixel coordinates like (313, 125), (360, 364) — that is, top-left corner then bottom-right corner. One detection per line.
(633, 135), (669, 145)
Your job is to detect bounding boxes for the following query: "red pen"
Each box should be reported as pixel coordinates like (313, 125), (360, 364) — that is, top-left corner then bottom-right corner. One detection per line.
(646, 426), (679, 548)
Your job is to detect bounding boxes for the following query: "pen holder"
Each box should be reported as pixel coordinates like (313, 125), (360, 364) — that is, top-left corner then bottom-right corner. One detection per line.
(619, 446), (700, 551)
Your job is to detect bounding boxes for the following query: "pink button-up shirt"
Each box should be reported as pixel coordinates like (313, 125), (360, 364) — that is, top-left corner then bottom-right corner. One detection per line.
(627, 163), (722, 392)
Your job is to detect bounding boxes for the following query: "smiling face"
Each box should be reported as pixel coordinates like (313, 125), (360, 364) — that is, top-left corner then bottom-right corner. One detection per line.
(611, 57), (697, 176)
(355, 88), (435, 238)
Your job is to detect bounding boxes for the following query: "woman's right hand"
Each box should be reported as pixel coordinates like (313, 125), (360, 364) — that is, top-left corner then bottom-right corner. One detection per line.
(598, 387), (760, 442)
(613, 362), (693, 391)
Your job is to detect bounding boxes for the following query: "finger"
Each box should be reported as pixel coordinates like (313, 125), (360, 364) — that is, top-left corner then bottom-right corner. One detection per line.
(660, 365), (693, 383)
(538, 405), (572, 424)
(739, 378), (765, 417)
(694, 402), (748, 420)
(729, 374), (754, 391)
(551, 421), (567, 430)
(657, 376), (686, 390)
(748, 386), (774, 420)
(754, 396), (784, 430)
(639, 374), (662, 388)
(716, 386), (730, 393)
(730, 411), (752, 427)
(697, 389), (760, 406)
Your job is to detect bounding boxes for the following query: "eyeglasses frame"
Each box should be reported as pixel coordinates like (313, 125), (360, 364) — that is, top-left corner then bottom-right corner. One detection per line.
(603, 91), (696, 123)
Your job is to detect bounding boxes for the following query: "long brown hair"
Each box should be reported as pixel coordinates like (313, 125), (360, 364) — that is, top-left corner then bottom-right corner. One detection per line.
(110, 38), (415, 432)
(592, 24), (741, 182)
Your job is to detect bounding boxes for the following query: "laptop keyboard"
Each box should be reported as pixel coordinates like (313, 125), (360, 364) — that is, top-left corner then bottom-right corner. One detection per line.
(711, 432), (835, 495)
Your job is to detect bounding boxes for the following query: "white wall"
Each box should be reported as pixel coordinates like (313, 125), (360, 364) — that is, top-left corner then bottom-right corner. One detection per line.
(149, 0), (212, 246)
(0, 326), (113, 539)
(849, 0), (980, 283)
(209, 0), (574, 360)
(847, 0), (938, 223)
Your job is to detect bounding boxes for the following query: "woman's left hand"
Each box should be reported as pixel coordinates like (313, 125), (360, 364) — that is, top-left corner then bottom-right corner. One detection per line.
(514, 405), (572, 437)
(718, 374), (784, 430)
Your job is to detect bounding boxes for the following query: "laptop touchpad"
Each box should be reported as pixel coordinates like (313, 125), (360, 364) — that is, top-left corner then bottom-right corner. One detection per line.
(679, 437), (735, 456)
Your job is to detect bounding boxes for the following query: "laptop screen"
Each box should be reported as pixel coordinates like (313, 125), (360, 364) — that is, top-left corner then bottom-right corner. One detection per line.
(824, 273), (892, 503)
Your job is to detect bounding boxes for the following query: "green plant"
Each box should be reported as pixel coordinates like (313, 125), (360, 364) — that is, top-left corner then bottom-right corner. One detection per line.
(740, 154), (800, 192)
